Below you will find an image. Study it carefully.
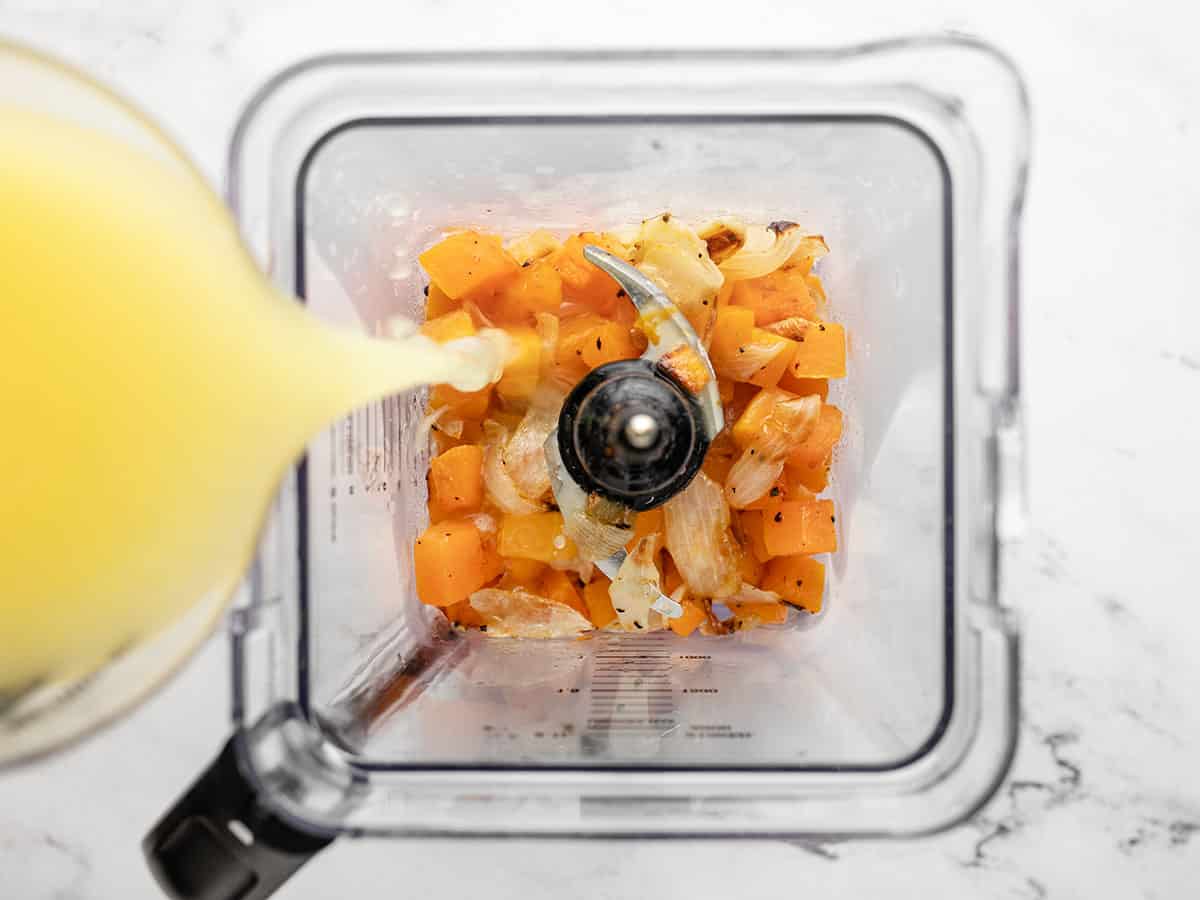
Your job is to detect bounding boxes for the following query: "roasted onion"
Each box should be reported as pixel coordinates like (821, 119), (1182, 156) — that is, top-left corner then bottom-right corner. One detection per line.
(609, 534), (667, 632)
(718, 223), (821, 282)
(663, 471), (742, 599)
(482, 422), (543, 515)
(468, 588), (592, 638)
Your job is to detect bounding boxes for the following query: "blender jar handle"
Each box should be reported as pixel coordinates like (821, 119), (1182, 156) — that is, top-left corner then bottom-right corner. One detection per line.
(142, 733), (332, 900)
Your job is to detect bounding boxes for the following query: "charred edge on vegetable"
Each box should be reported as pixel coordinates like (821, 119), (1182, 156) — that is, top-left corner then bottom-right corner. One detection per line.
(767, 220), (800, 235)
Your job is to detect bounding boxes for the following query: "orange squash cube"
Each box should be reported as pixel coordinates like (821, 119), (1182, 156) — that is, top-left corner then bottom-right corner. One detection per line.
(418, 231), (521, 301)
(428, 444), (484, 515)
(789, 460), (830, 493)
(625, 507), (664, 552)
(730, 267), (817, 325)
(701, 450), (735, 485)
(668, 597), (708, 637)
(708, 306), (756, 373)
(786, 404), (843, 470)
(738, 544), (763, 584)
(538, 569), (589, 619)
(583, 575), (618, 629)
(420, 309), (475, 343)
(444, 600), (487, 628)
(500, 557), (548, 589)
(497, 512), (578, 565)
(776, 374), (828, 399)
(761, 555), (826, 613)
(743, 466), (817, 511)
(744, 329), (796, 388)
(429, 383), (492, 420)
(484, 258), (563, 324)
(414, 519), (496, 607)
(551, 233), (624, 313)
(561, 320), (637, 370)
(727, 601), (788, 627)
(731, 387), (796, 449)
(425, 283), (459, 318)
(496, 327), (541, 403)
(761, 499), (837, 557)
(787, 321), (846, 379)
(739, 509), (773, 563)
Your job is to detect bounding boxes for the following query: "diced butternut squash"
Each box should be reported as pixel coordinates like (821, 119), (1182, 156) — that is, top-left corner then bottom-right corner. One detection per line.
(496, 328), (541, 403)
(789, 459), (830, 493)
(739, 510), (772, 563)
(428, 445), (484, 515)
(430, 383), (492, 420)
(484, 259), (563, 324)
(444, 600), (487, 628)
(786, 404), (843, 470)
(777, 374), (828, 400)
(708, 306), (756, 373)
(420, 309), (476, 343)
(414, 519), (497, 607)
(762, 499), (837, 557)
(731, 387), (803, 449)
(787, 321), (846, 379)
(717, 377), (735, 405)
(669, 597), (708, 637)
(503, 557), (548, 586)
(553, 314), (603, 380)
(722, 381), (762, 428)
(425, 283), (459, 318)
(419, 231), (521, 301)
(744, 329), (796, 388)
(429, 417), (485, 455)
(551, 233), (625, 313)
(727, 600), (788, 627)
(715, 279), (736, 310)
(744, 465), (818, 511)
(730, 267), (817, 325)
(538, 569), (589, 620)
(702, 450), (735, 485)
(560, 320), (637, 370)
(489, 409), (524, 433)
(711, 317), (796, 387)
(583, 575), (618, 629)
(418, 225), (845, 638)
(497, 512), (578, 564)
(738, 544), (763, 585)
(626, 507), (664, 552)
(761, 555), (825, 613)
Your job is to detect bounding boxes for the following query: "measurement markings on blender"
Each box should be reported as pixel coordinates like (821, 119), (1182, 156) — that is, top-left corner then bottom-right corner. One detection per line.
(585, 637), (678, 738)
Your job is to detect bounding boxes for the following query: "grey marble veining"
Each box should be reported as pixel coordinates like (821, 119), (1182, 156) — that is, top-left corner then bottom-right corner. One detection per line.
(2, 1), (1198, 897)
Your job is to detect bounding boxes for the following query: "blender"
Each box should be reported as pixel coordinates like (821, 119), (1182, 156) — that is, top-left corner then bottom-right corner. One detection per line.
(140, 41), (1028, 899)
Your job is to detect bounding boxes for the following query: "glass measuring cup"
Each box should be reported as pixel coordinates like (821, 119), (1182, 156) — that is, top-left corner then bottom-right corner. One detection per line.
(0, 42), (507, 768)
(0, 41), (235, 766)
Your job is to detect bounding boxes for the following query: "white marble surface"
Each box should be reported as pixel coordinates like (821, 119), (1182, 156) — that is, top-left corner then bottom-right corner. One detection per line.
(2, 1), (1198, 897)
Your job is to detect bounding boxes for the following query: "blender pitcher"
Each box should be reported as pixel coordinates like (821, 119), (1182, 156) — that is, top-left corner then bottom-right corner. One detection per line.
(144, 41), (1029, 900)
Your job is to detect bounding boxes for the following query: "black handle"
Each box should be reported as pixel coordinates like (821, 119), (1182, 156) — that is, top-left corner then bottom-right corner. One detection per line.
(143, 733), (333, 900)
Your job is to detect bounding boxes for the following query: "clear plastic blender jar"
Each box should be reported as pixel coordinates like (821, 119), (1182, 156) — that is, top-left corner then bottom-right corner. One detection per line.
(145, 41), (1028, 900)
